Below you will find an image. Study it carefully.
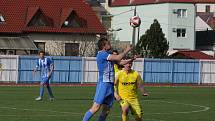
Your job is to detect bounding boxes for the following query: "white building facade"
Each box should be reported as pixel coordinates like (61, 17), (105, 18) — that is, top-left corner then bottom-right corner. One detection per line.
(110, 3), (196, 51)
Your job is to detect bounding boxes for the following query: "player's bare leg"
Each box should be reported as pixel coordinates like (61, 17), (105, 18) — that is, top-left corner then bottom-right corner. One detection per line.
(121, 103), (129, 121)
(35, 82), (45, 101)
(89, 102), (101, 113)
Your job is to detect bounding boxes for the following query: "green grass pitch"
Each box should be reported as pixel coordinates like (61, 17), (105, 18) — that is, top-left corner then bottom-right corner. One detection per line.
(0, 86), (214, 121)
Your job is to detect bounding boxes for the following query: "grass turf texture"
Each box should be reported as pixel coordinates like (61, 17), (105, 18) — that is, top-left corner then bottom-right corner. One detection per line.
(0, 86), (214, 121)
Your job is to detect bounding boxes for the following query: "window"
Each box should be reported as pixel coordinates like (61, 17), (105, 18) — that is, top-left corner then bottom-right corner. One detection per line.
(6, 50), (15, 55)
(0, 50), (6, 55)
(27, 10), (53, 27)
(30, 42), (45, 55)
(206, 5), (210, 13)
(177, 9), (187, 18)
(177, 28), (186, 38)
(36, 42), (45, 51)
(99, 0), (105, 3)
(62, 11), (86, 28)
(0, 15), (5, 22)
(65, 43), (79, 56)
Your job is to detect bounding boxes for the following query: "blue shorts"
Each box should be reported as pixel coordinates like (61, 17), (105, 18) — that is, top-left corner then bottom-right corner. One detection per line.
(93, 81), (114, 107)
(41, 77), (49, 84)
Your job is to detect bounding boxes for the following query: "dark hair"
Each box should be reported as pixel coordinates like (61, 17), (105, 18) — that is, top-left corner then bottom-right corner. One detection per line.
(112, 50), (119, 54)
(38, 50), (45, 54)
(97, 38), (108, 50)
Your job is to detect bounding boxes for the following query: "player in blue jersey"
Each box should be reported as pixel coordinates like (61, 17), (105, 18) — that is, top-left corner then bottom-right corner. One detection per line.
(82, 38), (133, 121)
(33, 51), (54, 101)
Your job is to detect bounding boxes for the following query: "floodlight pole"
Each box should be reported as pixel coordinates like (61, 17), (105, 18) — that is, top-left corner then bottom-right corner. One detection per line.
(132, 6), (137, 53)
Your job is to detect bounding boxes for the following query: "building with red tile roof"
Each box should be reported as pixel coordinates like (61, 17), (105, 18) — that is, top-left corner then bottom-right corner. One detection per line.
(110, 0), (215, 7)
(195, 4), (215, 53)
(171, 50), (214, 59)
(106, 0), (215, 54)
(0, 0), (106, 56)
(197, 12), (215, 30)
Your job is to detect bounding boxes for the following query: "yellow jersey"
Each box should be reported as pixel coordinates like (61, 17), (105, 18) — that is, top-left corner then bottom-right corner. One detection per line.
(115, 70), (143, 99)
(114, 64), (122, 74)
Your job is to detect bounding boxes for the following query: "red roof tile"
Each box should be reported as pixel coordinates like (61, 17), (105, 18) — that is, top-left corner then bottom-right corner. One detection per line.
(197, 12), (215, 29)
(172, 51), (214, 59)
(26, 7), (40, 26)
(0, 0), (106, 34)
(110, 0), (215, 7)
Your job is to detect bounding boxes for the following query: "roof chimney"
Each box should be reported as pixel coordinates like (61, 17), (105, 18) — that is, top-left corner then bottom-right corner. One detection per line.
(206, 5), (210, 13)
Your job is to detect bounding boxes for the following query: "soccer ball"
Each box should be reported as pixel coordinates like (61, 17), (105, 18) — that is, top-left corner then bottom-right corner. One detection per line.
(130, 16), (141, 28)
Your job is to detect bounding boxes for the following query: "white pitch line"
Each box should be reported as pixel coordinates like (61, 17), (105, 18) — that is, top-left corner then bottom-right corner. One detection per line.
(0, 100), (210, 121)
(144, 100), (210, 115)
(0, 106), (77, 115)
(0, 107), (167, 121)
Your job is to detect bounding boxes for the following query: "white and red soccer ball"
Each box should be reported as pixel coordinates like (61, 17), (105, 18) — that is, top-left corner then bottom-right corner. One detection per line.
(130, 16), (141, 28)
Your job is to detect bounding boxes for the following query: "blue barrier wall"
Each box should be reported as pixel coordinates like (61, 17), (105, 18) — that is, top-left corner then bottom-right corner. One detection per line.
(52, 56), (82, 83)
(17, 56), (201, 84)
(18, 56), (82, 83)
(143, 59), (200, 84)
(18, 56), (38, 83)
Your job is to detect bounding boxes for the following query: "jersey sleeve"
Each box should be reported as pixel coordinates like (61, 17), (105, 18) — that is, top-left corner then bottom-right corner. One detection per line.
(102, 51), (111, 60)
(47, 58), (54, 65)
(115, 71), (120, 81)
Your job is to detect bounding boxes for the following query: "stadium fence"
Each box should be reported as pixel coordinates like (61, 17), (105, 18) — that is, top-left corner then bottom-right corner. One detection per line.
(0, 55), (214, 84)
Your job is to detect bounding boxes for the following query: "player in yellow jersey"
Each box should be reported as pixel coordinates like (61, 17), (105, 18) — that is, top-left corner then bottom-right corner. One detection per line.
(114, 59), (148, 121)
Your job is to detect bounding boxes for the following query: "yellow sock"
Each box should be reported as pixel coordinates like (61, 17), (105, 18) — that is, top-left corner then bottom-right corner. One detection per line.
(122, 114), (128, 121)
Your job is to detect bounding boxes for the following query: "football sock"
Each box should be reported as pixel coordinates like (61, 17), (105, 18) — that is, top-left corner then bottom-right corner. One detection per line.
(47, 85), (54, 98)
(39, 85), (44, 97)
(82, 110), (93, 121)
(122, 114), (128, 121)
(98, 115), (105, 121)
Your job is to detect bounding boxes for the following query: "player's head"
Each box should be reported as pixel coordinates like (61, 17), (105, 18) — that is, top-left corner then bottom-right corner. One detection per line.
(112, 50), (119, 55)
(38, 51), (45, 59)
(124, 57), (133, 71)
(98, 38), (111, 51)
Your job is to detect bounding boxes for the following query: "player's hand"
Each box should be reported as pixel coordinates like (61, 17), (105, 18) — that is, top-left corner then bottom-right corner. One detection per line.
(48, 73), (52, 80)
(33, 69), (37, 78)
(132, 55), (139, 60)
(114, 92), (121, 101)
(142, 92), (149, 97)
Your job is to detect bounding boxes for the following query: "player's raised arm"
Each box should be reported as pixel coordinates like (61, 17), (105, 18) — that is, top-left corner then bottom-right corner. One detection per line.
(137, 74), (149, 96)
(119, 55), (138, 65)
(107, 45), (132, 61)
